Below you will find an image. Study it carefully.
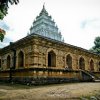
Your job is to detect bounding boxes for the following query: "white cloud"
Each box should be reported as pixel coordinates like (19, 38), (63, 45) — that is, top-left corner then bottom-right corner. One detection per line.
(0, 0), (100, 49)
(0, 20), (10, 31)
(0, 37), (12, 48)
(81, 19), (100, 29)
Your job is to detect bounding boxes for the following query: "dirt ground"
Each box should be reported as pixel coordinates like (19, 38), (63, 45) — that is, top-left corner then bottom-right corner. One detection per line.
(0, 82), (100, 100)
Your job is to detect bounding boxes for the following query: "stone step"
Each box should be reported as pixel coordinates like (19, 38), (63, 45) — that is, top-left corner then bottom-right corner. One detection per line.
(94, 80), (100, 82)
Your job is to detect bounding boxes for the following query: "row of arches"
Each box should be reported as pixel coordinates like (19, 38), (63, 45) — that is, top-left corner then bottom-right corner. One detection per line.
(0, 50), (100, 71)
(78, 57), (94, 71)
(2, 51), (24, 69)
(48, 51), (100, 71)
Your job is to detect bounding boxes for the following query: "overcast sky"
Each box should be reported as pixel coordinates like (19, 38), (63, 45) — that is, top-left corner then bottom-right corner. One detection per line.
(0, 0), (100, 49)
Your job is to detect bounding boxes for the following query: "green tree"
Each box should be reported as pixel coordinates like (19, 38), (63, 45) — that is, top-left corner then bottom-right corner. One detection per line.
(0, 33), (4, 42)
(90, 36), (100, 55)
(0, 0), (19, 42)
(0, 28), (6, 42)
(0, 28), (5, 42)
(0, 0), (19, 19)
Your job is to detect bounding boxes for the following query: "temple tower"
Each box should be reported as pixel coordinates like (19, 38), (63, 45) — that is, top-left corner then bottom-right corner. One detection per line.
(30, 5), (63, 42)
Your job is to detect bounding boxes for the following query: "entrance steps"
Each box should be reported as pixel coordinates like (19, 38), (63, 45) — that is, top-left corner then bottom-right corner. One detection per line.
(80, 70), (100, 82)
(94, 80), (100, 82)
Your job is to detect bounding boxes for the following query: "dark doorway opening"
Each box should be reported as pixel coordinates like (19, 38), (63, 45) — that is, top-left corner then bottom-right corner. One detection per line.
(48, 51), (56, 67)
(18, 51), (24, 67)
(99, 62), (100, 71)
(7, 55), (11, 69)
(79, 57), (85, 70)
(90, 59), (94, 71)
(66, 54), (72, 69)
(0, 59), (1, 68)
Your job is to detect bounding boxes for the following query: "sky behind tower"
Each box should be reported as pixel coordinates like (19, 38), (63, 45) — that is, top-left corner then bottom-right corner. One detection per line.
(0, 0), (100, 49)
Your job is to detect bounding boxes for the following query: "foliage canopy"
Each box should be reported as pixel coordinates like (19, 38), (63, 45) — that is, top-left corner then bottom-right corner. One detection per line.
(90, 36), (100, 55)
(0, 0), (19, 42)
(0, 28), (6, 42)
(0, 0), (19, 19)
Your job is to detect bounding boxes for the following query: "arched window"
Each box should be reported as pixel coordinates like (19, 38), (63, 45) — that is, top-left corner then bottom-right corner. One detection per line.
(0, 59), (1, 68)
(66, 54), (72, 69)
(90, 59), (94, 71)
(48, 51), (56, 67)
(18, 51), (24, 67)
(79, 57), (85, 70)
(7, 55), (11, 69)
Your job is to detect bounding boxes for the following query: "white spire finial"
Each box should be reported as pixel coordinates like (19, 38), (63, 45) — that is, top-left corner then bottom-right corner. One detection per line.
(43, 3), (45, 8)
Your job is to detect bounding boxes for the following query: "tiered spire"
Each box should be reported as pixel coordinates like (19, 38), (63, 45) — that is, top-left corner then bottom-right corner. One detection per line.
(30, 4), (63, 42)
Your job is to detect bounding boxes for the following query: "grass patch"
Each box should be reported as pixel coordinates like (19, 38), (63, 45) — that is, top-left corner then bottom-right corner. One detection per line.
(0, 82), (30, 90)
(80, 91), (100, 100)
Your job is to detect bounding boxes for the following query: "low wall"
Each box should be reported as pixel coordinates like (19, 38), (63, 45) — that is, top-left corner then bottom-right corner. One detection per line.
(0, 67), (96, 85)
(93, 72), (100, 79)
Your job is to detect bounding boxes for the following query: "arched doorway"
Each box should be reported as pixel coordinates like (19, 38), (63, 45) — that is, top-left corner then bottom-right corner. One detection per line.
(0, 59), (1, 68)
(90, 59), (94, 71)
(48, 51), (56, 67)
(18, 51), (24, 67)
(79, 57), (85, 70)
(66, 54), (72, 69)
(7, 55), (11, 69)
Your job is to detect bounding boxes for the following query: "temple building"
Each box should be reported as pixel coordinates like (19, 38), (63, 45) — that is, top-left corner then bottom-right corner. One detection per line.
(0, 5), (100, 84)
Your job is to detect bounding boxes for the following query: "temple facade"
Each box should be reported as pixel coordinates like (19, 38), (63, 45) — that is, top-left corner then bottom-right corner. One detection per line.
(0, 5), (100, 84)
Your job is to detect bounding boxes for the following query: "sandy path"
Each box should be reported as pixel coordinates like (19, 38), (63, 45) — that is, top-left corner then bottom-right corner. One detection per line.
(0, 82), (100, 100)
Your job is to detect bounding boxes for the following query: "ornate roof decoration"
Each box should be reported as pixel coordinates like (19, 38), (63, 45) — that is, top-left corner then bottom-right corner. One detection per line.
(30, 4), (64, 42)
